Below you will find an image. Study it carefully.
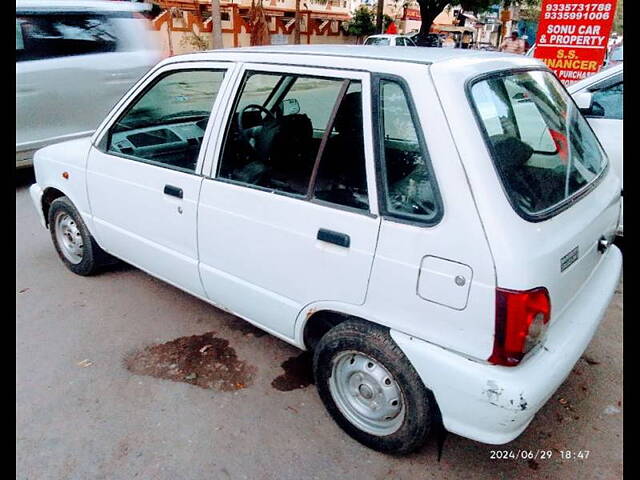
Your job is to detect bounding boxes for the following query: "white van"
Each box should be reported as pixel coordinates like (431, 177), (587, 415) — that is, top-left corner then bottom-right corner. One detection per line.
(16, 0), (163, 168)
(29, 46), (622, 454)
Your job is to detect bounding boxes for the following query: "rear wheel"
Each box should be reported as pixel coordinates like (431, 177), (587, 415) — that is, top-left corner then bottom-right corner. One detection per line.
(313, 319), (437, 454)
(48, 196), (111, 276)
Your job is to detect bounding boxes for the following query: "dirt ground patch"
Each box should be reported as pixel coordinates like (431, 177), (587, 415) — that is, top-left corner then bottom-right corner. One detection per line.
(124, 332), (256, 391)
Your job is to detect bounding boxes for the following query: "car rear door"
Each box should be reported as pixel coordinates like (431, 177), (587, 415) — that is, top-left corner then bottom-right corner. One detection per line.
(197, 64), (380, 339)
(87, 61), (236, 297)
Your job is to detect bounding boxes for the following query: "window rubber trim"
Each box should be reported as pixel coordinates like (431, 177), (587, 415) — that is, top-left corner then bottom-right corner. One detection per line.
(465, 66), (610, 223)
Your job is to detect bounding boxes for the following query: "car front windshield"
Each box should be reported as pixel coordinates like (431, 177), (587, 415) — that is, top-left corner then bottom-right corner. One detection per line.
(470, 70), (607, 218)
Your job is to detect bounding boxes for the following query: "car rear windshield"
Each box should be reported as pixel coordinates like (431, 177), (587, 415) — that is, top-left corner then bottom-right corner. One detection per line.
(470, 69), (607, 219)
(366, 37), (390, 46)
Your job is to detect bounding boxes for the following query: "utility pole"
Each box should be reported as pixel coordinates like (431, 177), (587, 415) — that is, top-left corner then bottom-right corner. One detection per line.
(376, 0), (384, 34)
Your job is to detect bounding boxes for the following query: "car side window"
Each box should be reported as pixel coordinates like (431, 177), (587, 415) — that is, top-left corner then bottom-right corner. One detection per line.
(16, 14), (118, 61)
(106, 69), (226, 173)
(378, 79), (441, 223)
(218, 71), (368, 203)
(590, 81), (623, 120)
(313, 81), (369, 210)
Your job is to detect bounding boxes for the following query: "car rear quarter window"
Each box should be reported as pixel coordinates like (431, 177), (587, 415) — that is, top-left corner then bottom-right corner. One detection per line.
(375, 78), (442, 224)
(16, 13), (118, 61)
(470, 69), (607, 220)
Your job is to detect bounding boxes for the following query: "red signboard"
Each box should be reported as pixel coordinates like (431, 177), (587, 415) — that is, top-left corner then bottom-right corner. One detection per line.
(403, 8), (421, 21)
(534, 0), (617, 85)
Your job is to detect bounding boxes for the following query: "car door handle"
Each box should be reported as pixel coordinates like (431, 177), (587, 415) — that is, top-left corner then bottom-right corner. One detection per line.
(317, 228), (350, 248)
(164, 185), (183, 199)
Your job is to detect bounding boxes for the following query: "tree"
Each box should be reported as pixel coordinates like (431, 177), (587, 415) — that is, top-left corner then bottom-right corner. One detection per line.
(344, 5), (377, 44)
(249, 0), (271, 46)
(294, 0), (301, 44)
(613, 0), (623, 35)
(415, 1), (539, 36)
(210, 0), (224, 49)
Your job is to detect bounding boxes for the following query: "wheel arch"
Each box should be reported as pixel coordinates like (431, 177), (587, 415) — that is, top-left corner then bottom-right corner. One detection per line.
(41, 187), (66, 228)
(297, 303), (388, 352)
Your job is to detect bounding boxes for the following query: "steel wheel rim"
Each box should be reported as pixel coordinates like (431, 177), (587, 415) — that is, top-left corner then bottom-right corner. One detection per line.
(329, 351), (405, 436)
(54, 212), (83, 264)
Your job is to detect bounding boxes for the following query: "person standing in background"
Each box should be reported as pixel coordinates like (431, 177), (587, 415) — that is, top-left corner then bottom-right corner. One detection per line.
(499, 31), (525, 54)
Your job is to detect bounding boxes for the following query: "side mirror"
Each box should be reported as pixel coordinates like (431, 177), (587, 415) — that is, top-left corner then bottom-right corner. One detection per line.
(573, 91), (593, 111)
(573, 90), (605, 117)
(280, 98), (300, 116)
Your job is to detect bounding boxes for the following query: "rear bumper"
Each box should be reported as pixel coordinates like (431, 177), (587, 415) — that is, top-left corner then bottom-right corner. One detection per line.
(392, 245), (622, 444)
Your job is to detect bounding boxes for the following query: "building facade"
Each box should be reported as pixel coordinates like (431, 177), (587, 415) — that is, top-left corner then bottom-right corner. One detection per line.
(151, 0), (359, 52)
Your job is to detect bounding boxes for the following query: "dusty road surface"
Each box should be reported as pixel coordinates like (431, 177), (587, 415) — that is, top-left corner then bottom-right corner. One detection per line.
(16, 171), (622, 480)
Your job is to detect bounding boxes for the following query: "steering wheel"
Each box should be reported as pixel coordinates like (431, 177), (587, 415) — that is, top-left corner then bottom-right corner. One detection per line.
(236, 104), (277, 145)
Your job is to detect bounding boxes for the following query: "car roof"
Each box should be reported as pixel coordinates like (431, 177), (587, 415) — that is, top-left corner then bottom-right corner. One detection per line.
(16, 0), (150, 13)
(172, 45), (540, 68)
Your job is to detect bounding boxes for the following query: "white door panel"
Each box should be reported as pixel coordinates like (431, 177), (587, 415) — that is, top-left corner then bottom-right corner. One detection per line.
(87, 62), (232, 298)
(87, 148), (206, 296)
(198, 180), (380, 338)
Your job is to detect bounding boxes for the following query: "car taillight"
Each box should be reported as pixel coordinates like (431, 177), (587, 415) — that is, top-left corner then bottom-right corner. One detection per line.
(488, 287), (551, 367)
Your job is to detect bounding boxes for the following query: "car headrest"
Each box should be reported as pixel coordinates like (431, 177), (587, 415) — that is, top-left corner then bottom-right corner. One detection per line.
(490, 134), (533, 169)
(334, 92), (362, 134)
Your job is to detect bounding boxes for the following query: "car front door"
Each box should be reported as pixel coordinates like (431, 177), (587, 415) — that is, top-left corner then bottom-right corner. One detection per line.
(87, 61), (235, 297)
(197, 64), (380, 339)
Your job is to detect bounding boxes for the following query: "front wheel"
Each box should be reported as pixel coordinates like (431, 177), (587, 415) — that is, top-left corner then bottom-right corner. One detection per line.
(48, 196), (110, 276)
(313, 319), (437, 454)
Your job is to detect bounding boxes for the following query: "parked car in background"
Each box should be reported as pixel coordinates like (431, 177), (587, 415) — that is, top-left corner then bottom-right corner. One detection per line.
(407, 32), (442, 47)
(30, 46), (621, 455)
(569, 63), (623, 236)
(363, 34), (416, 46)
(16, 0), (163, 168)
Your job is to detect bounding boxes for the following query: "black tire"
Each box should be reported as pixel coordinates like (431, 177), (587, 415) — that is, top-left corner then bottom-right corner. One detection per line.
(48, 196), (111, 276)
(313, 319), (437, 455)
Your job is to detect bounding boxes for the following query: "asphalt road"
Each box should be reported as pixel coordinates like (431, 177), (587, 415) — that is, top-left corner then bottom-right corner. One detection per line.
(16, 170), (622, 480)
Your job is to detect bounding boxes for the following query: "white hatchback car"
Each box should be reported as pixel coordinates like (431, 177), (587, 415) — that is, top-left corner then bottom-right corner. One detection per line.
(569, 64), (623, 236)
(29, 46), (622, 454)
(364, 34), (417, 46)
(16, 0), (162, 168)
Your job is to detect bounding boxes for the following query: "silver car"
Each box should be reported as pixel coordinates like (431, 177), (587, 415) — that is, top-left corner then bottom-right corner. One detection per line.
(16, 0), (163, 168)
